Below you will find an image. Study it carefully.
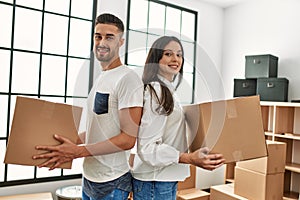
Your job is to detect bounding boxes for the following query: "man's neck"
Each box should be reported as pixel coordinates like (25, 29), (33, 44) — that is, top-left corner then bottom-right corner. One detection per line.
(101, 58), (123, 71)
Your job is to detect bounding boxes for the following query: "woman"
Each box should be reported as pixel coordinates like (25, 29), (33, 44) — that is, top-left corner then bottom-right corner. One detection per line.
(131, 36), (225, 200)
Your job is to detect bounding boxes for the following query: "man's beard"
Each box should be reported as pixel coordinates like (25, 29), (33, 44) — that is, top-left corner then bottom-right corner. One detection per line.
(95, 46), (112, 62)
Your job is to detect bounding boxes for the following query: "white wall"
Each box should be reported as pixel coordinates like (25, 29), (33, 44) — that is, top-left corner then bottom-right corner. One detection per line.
(222, 0), (300, 101)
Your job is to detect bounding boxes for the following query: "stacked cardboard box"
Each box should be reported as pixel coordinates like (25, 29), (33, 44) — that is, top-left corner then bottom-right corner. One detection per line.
(177, 165), (210, 200)
(210, 140), (286, 199)
(210, 183), (248, 200)
(177, 188), (210, 200)
(234, 140), (286, 200)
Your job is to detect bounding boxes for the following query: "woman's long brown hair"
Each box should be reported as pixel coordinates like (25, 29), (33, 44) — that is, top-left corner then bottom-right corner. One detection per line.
(142, 36), (184, 116)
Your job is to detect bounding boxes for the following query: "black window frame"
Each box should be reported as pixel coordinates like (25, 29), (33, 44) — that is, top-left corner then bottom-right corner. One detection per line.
(0, 0), (98, 187)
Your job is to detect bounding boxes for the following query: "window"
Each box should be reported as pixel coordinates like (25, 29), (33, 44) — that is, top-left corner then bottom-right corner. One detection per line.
(126, 0), (197, 104)
(0, 0), (97, 187)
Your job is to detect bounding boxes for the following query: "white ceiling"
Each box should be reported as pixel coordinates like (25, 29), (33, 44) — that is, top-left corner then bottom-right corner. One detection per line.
(199, 0), (248, 8)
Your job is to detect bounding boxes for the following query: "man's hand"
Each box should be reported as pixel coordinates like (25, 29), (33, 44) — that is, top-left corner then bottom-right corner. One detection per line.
(33, 134), (86, 170)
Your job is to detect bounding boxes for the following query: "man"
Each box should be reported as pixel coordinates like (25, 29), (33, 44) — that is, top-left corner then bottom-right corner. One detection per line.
(33, 13), (144, 200)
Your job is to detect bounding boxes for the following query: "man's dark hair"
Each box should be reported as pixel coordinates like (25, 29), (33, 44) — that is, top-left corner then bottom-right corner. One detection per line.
(95, 13), (124, 33)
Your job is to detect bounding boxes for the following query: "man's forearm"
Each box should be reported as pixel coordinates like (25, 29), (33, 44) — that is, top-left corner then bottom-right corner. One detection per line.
(83, 132), (136, 157)
(77, 132), (86, 144)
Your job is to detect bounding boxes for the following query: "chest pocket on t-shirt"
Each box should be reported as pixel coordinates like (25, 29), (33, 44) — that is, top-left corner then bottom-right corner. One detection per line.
(93, 92), (109, 115)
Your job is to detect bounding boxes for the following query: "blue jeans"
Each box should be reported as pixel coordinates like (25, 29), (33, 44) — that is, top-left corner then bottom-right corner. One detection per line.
(82, 172), (132, 199)
(132, 178), (178, 200)
(82, 188), (129, 200)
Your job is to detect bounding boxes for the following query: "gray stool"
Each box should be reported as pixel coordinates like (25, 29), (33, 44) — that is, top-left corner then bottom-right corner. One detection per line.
(55, 185), (82, 200)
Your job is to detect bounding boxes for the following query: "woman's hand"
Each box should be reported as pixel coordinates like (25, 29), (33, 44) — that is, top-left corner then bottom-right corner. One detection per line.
(179, 147), (225, 170)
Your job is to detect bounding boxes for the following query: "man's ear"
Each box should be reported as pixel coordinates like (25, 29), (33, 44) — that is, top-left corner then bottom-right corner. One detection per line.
(119, 37), (125, 47)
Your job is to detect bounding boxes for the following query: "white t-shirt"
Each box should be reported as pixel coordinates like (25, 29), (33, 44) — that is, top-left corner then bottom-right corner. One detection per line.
(132, 76), (190, 181)
(83, 65), (144, 183)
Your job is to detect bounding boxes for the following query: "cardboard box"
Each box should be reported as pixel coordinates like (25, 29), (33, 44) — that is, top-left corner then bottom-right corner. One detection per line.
(210, 184), (248, 200)
(178, 165), (196, 190)
(183, 95), (267, 163)
(0, 192), (53, 200)
(4, 96), (82, 169)
(225, 162), (236, 182)
(236, 140), (286, 174)
(177, 188), (210, 200)
(234, 166), (284, 200)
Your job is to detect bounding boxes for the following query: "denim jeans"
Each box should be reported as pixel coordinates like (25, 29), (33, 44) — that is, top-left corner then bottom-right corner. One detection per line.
(82, 188), (129, 200)
(132, 178), (178, 200)
(82, 172), (132, 200)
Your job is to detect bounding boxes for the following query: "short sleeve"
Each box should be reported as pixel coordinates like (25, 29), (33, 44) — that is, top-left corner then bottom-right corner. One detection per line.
(117, 71), (144, 110)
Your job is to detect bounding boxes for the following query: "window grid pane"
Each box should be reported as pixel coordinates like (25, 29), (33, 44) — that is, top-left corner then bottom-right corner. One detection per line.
(0, 0), (96, 186)
(0, 4), (13, 48)
(1, 0), (13, 3)
(37, 167), (61, 178)
(71, 0), (93, 20)
(7, 164), (35, 181)
(165, 6), (181, 38)
(42, 13), (69, 55)
(45, 0), (70, 15)
(0, 49), (11, 93)
(14, 7), (42, 52)
(68, 18), (92, 58)
(129, 0), (148, 30)
(67, 58), (90, 97)
(148, 2), (165, 35)
(127, 31), (148, 66)
(0, 140), (7, 182)
(16, 0), (43, 10)
(11, 52), (40, 94)
(181, 11), (195, 41)
(40, 55), (67, 96)
(0, 96), (8, 138)
(182, 41), (195, 73)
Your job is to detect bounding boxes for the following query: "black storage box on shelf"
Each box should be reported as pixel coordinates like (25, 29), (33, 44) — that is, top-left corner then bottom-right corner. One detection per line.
(233, 78), (257, 97)
(256, 78), (289, 102)
(245, 54), (278, 78)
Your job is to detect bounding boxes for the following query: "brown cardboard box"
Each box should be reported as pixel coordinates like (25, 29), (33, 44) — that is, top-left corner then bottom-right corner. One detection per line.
(177, 188), (210, 200)
(236, 140), (286, 174)
(178, 165), (196, 190)
(0, 192), (53, 200)
(4, 96), (82, 169)
(210, 184), (248, 200)
(183, 95), (267, 163)
(234, 166), (284, 200)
